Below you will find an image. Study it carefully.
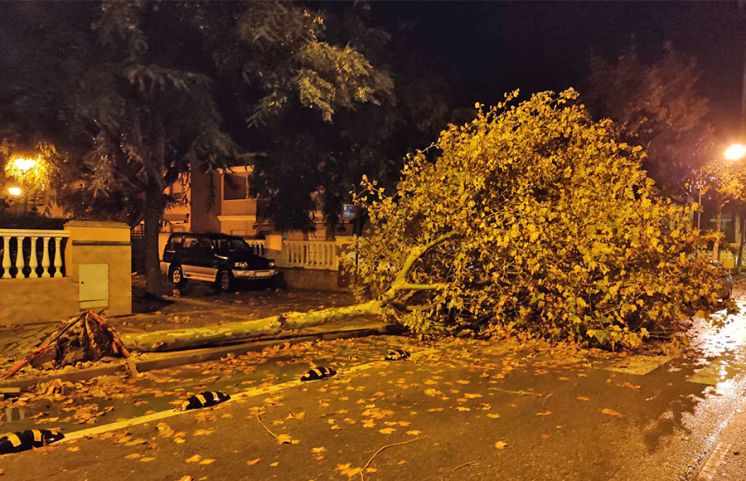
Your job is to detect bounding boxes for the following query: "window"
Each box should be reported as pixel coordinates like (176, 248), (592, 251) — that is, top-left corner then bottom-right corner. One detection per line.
(223, 174), (248, 200)
(167, 235), (184, 250)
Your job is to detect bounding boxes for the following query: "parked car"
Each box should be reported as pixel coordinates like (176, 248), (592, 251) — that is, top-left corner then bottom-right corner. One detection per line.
(161, 233), (278, 292)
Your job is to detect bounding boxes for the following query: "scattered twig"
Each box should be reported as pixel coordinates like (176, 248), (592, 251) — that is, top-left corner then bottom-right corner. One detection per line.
(452, 461), (479, 472)
(645, 391), (662, 401)
(255, 414), (280, 441)
(360, 436), (426, 481)
(491, 387), (543, 397)
(541, 392), (553, 409)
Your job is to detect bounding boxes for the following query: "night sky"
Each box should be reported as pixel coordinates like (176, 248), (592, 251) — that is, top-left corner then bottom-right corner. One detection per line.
(373, 1), (744, 136)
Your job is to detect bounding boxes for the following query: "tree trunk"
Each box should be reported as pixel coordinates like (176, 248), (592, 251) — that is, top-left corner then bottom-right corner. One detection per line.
(143, 180), (164, 298)
(713, 200), (723, 262)
(124, 232), (454, 352)
(123, 300), (383, 351)
(738, 208), (746, 273)
(144, 117), (167, 298)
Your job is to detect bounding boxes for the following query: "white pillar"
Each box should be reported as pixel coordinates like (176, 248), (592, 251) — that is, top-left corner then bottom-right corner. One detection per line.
(53, 237), (63, 278)
(14, 236), (25, 278)
(1, 236), (10, 279)
(28, 236), (38, 278)
(41, 237), (51, 278)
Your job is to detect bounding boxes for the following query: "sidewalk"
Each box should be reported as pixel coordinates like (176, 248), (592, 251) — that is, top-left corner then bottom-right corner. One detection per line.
(0, 289), (389, 384)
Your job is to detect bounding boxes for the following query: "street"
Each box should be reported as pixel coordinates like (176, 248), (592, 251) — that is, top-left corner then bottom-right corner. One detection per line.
(2, 297), (746, 481)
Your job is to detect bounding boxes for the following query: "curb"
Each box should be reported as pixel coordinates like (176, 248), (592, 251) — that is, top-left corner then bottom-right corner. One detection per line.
(0, 323), (403, 391)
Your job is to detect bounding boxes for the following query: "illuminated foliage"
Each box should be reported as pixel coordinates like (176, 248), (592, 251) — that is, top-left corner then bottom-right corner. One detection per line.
(354, 89), (732, 349)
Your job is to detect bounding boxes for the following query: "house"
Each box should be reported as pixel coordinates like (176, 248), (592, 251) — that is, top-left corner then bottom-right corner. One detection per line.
(161, 159), (334, 240)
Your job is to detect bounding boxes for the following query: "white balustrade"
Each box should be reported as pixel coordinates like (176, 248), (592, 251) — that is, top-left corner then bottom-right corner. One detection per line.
(0, 229), (69, 280)
(278, 240), (338, 270)
(243, 238), (266, 257)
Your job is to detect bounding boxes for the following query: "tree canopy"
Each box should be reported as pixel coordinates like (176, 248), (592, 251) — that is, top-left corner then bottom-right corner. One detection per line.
(0, 0), (393, 295)
(587, 44), (713, 201)
(354, 89), (731, 349)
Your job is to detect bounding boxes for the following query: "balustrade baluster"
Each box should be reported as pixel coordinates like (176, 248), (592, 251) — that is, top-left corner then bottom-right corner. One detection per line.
(1, 236), (10, 279)
(41, 237), (51, 278)
(28, 236), (38, 278)
(14, 236), (25, 278)
(53, 237), (63, 278)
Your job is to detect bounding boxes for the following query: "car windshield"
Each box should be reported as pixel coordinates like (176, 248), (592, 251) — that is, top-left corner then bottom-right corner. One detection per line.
(215, 238), (254, 256)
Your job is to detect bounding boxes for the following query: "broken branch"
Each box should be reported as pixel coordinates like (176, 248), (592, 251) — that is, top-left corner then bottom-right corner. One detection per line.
(360, 436), (426, 481)
(255, 414), (280, 441)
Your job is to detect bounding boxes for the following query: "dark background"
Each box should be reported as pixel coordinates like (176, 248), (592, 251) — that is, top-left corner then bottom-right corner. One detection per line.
(372, 1), (744, 137)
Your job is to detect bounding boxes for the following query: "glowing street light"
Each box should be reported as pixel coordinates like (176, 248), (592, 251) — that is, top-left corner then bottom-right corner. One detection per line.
(11, 156), (38, 173)
(724, 143), (746, 161)
(7, 186), (22, 197)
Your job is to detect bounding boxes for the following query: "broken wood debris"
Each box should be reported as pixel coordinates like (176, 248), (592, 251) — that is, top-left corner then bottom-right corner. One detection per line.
(1, 311), (136, 379)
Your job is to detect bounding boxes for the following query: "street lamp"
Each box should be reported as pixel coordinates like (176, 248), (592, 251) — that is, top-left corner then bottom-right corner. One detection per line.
(724, 143), (746, 161)
(7, 186), (22, 197)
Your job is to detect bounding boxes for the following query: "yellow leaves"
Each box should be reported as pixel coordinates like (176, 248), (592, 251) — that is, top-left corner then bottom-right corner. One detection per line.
(192, 428), (214, 437)
(486, 413), (501, 419)
(576, 396), (590, 402)
(494, 441), (508, 450)
(336, 463), (363, 479)
(378, 427), (396, 435)
(405, 430), (422, 436)
(156, 422), (175, 438)
(423, 388), (443, 397)
(185, 454), (202, 463)
(246, 458), (262, 466)
(276, 433), (299, 445)
(463, 393), (482, 399)
(535, 411), (552, 416)
(600, 407), (624, 418)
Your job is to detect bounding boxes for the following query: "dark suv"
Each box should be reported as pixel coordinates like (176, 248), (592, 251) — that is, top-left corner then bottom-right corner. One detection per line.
(161, 233), (277, 292)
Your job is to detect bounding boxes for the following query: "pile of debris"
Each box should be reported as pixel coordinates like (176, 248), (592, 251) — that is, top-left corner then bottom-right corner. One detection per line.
(1, 311), (136, 379)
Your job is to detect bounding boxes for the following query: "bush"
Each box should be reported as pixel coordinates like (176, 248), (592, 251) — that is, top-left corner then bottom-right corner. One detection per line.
(0, 212), (68, 230)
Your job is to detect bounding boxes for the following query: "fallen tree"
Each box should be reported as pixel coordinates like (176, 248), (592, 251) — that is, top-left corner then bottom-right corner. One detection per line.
(131, 89), (733, 352)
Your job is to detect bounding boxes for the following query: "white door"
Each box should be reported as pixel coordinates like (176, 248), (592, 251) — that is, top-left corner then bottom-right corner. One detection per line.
(79, 263), (109, 309)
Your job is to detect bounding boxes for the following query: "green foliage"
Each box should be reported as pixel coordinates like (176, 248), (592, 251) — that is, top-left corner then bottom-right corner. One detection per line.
(235, 1), (393, 126)
(248, 4), (454, 233)
(354, 89), (733, 349)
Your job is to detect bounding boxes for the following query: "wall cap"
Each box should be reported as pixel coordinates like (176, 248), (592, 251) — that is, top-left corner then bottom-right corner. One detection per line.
(64, 220), (130, 229)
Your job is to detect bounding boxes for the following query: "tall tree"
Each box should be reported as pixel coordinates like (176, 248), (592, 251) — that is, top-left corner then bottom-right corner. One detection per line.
(246, 4), (451, 234)
(586, 43), (713, 201)
(0, 1), (392, 297)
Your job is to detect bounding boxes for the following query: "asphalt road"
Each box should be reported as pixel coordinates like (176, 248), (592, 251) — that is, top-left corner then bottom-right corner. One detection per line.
(1, 308), (746, 480)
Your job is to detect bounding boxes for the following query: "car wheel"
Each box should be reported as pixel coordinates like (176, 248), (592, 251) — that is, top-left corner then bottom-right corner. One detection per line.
(215, 269), (233, 292)
(169, 265), (185, 287)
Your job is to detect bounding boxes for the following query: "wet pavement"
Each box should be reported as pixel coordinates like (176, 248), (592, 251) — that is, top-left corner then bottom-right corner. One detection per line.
(1, 299), (746, 480)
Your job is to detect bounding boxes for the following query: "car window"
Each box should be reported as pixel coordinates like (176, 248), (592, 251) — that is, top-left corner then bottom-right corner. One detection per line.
(167, 236), (184, 250)
(183, 237), (200, 250)
(215, 238), (254, 256)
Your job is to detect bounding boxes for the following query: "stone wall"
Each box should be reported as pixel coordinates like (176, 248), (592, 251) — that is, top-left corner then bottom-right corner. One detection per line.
(0, 220), (132, 326)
